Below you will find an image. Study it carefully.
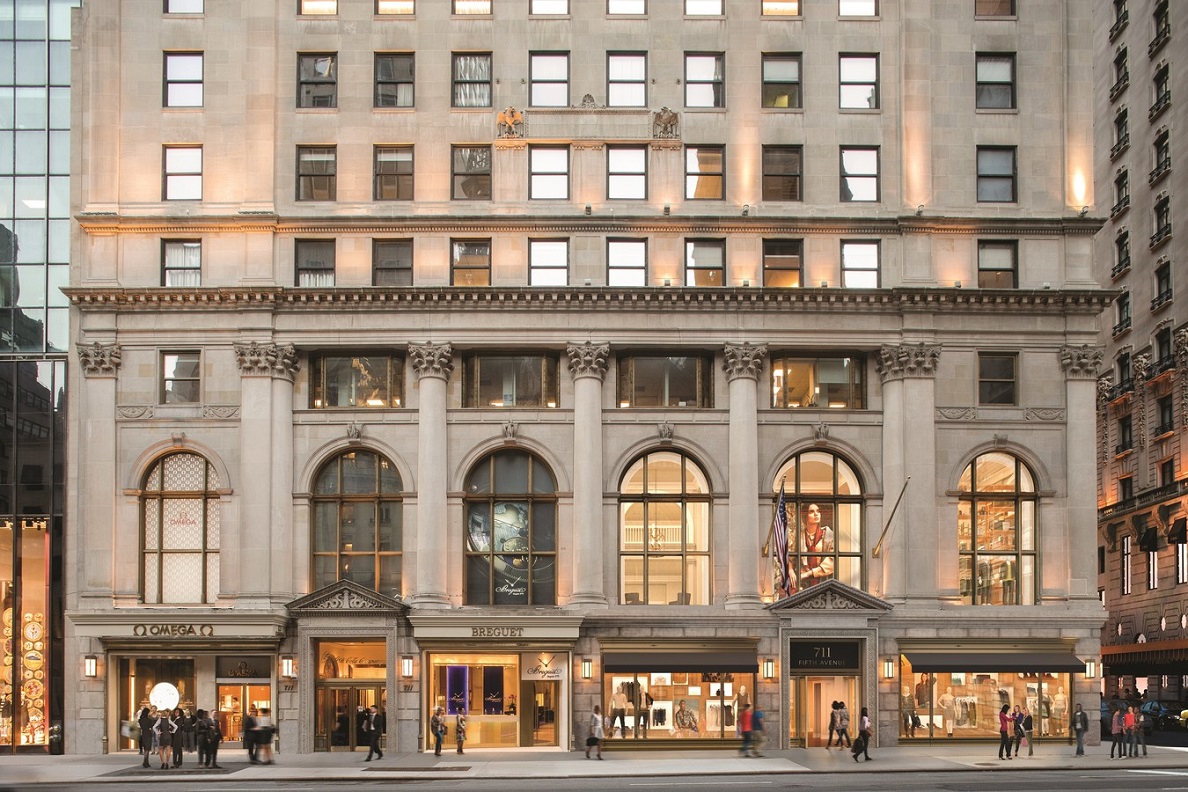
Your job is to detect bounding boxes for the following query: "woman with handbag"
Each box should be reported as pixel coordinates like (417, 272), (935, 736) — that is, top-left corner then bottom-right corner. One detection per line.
(851, 707), (872, 761)
(585, 704), (605, 759)
(455, 709), (468, 754)
(430, 706), (447, 756)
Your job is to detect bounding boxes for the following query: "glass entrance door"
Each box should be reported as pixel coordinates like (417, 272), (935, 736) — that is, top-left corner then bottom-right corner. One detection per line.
(788, 675), (858, 747)
(314, 686), (385, 752)
(530, 681), (557, 746)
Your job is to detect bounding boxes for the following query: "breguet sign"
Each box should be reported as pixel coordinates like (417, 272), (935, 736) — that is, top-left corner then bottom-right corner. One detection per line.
(521, 653), (566, 681)
(789, 640), (861, 671)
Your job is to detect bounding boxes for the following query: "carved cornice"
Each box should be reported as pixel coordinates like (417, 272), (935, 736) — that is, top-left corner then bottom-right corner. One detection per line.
(565, 342), (610, 381)
(723, 342), (768, 382)
(409, 343), (454, 380)
(233, 342), (299, 380)
(876, 343), (941, 382)
(1024, 408), (1066, 422)
(937, 407), (977, 420)
(117, 405), (153, 419)
(1061, 344), (1105, 379)
(203, 405), (241, 419)
(78, 342), (121, 377)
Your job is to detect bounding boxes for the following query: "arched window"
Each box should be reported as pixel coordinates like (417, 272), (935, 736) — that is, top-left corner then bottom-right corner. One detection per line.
(771, 450), (864, 598)
(312, 450), (402, 596)
(141, 452), (220, 604)
(957, 451), (1037, 605)
(464, 449), (557, 605)
(619, 450), (711, 605)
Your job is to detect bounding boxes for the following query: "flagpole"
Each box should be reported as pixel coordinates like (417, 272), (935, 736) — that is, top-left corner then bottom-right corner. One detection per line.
(761, 476), (786, 556)
(872, 476), (911, 559)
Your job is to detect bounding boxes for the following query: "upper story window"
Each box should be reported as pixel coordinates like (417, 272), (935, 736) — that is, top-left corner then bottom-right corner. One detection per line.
(163, 146), (202, 200)
(1112, 49), (1129, 98)
(839, 1), (877, 17)
(377, 1), (415, 13)
(1118, 415), (1134, 451)
(141, 452), (221, 604)
(1116, 292), (1131, 329)
(974, 0), (1014, 15)
(684, 239), (725, 286)
(839, 54), (878, 109)
(166, 0), (204, 11)
(373, 239), (413, 286)
(164, 52), (203, 107)
(685, 0), (722, 14)
(310, 353), (404, 408)
(452, 239), (491, 286)
(686, 145), (724, 199)
(531, 0), (568, 12)
(374, 146), (413, 201)
(607, 0), (646, 13)
(762, 0), (800, 15)
(957, 452), (1038, 606)
(763, 239), (802, 287)
(1114, 170), (1130, 215)
(375, 53), (414, 107)
(840, 146), (879, 201)
(1117, 350), (1132, 387)
(978, 352), (1017, 405)
(1115, 231), (1131, 274)
(977, 241), (1017, 288)
(453, 53), (492, 108)
(1154, 259), (1172, 302)
(297, 146), (336, 201)
(762, 54), (802, 109)
(311, 450), (403, 597)
(975, 53), (1015, 109)
(162, 240), (200, 287)
(454, 0), (491, 13)
(1153, 194), (1171, 239)
(295, 239), (335, 287)
(1112, 109), (1129, 158)
(976, 146), (1016, 202)
(841, 240), (879, 288)
(530, 145), (569, 199)
(608, 53), (646, 107)
(452, 145), (492, 200)
(1157, 394), (1174, 434)
(464, 449), (557, 606)
(300, 0), (337, 13)
(771, 354), (865, 409)
(298, 53), (337, 108)
(161, 351), (200, 403)
(685, 53), (725, 108)
(1121, 534), (1132, 595)
(529, 239), (568, 286)
(1155, 326), (1173, 363)
(1152, 129), (1170, 180)
(530, 52), (569, 107)
(462, 353), (559, 408)
(763, 145), (803, 200)
(620, 450), (712, 605)
(608, 238), (647, 286)
(617, 354), (713, 408)
(1152, 63), (1170, 109)
(608, 145), (647, 200)
(1152, 0), (1170, 53)
(1119, 475), (1134, 502)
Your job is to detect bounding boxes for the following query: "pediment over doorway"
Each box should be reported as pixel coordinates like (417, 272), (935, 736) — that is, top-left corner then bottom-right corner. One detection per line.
(286, 579), (406, 616)
(766, 579), (892, 613)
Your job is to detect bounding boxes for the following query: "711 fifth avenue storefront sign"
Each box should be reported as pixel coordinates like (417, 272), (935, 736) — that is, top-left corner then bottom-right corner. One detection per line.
(789, 640), (861, 671)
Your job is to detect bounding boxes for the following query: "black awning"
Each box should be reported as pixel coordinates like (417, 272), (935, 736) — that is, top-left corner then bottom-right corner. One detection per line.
(903, 650), (1085, 673)
(602, 651), (758, 673)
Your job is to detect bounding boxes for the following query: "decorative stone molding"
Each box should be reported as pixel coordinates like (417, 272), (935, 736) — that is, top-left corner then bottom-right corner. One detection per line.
(409, 343), (454, 380)
(1132, 352), (1152, 384)
(346, 422), (363, 443)
(657, 422), (674, 443)
(1097, 373), (1115, 407)
(875, 343), (941, 382)
(117, 406), (154, 420)
(936, 407), (976, 421)
(170, 432), (186, 447)
(723, 342), (768, 382)
(571, 140), (605, 150)
(992, 433), (1009, 448)
(493, 138), (528, 150)
(813, 423), (830, 441)
(233, 342), (299, 380)
(1024, 408), (1066, 422)
(767, 579), (892, 612)
(78, 342), (121, 377)
(203, 405), (240, 419)
(496, 106), (524, 138)
(652, 107), (679, 139)
(502, 421), (517, 442)
(1059, 344), (1105, 379)
(566, 342), (610, 381)
(287, 579), (406, 614)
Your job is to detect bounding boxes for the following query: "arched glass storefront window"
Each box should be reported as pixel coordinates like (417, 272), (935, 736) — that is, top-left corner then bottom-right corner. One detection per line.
(141, 452), (221, 604)
(464, 449), (557, 605)
(311, 450), (402, 597)
(957, 451), (1037, 605)
(619, 450), (712, 605)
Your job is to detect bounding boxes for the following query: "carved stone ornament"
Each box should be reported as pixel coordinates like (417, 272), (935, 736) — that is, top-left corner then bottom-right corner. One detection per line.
(203, 405), (240, 419)
(78, 342), (121, 377)
(875, 343), (941, 382)
(814, 423), (830, 441)
(657, 422), (674, 443)
(233, 342), (299, 380)
(936, 407), (977, 421)
(502, 421), (517, 442)
(566, 342), (610, 381)
(723, 342), (768, 382)
(1059, 344), (1105, 379)
(409, 343), (454, 380)
(286, 578), (405, 614)
(767, 578), (892, 612)
(578, 93), (597, 108)
(992, 433), (1008, 448)
(117, 406), (154, 420)
(1024, 408), (1066, 422)
(1132, 352), (1152, 385)
(1178, 329), (1188, 425)
(346, 422), (363, 443)
(1097, 373), (1115, 407)
(496, 106), (524, 138)
(652, 106), (680, 139)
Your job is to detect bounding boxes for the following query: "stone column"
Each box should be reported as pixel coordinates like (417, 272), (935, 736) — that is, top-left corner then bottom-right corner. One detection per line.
(876, 343), (941, 603)
(723, 343), (767, 610)
(76, 343), (121, 598)
(408, 343), (452, 608)
(1061, 344), (1104, 601)
(566, 342), (610, 607)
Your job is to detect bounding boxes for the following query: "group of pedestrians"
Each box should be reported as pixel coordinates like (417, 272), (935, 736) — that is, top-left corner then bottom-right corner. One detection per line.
(737, 702), (766, 757)
(996, 703), (1036, 759)
(135, 705), (274, 770)
(429, 705), (468, 757)
(1108, 703), (1149, 759)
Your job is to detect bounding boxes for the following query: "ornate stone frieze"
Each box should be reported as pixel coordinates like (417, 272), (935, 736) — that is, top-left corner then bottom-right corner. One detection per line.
(233, 342), (299, 380)
(287, 579), (405, 614)
(566, 342), (610, 381)
(652, 107), (679, 138)
(936, 407), (977, 420)
(1177, 329), (1188, 425)
(203, 405), (240, 419)
(767, 578), (892, 612)
(875, 343), (941, 382)
(1059, 344), (1105, 379)
(78, 342), (121, 377)
(410, 343), (454, 380)
(1024, 408), (1066, 422)
(1097, 373), (1115, 408)
(722, 342), (768, 382)
(117, 406), (154, 420)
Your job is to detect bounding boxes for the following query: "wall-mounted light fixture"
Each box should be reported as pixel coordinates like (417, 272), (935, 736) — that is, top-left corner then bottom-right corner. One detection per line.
(663, 278), (672, 287)
(280, 655), (297, 680)
(762, 659), (775, 680)
(882, 659), (895, 680)
(581, 658), (593, 679)
(741, 278), (751, 287)
(401, 656), (415, 679)
(84, 655), (98, 678)
(1085, 658), (1098, 678)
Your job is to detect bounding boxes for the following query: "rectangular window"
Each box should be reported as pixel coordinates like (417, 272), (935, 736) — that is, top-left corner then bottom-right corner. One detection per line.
(608, 53), (646, 107)
(295, 240), (336, 287)
(839, 1), (877, 16)
(976, 146), (1016, 202)
(684, 239), (725, 287)
(978, 352), (1017, 405)
(685, 53), (725, 108)
(1120, 476), (1133, 501)
(1155, 259), (1172, 300)
(840, 146), (879, 201)
(1113, 109), (1129, 156)
(310, 353), (404, 408)
(298, 53), (337, 108)
(1115, 232), (1131, 275)
(1156, 395), (1174, 435)
(839, 54), (878, 109)
(763, 239), (802, 287)
(161, 352), (200, 403)
(1149, 551), (1158, 590)
(453, 53), (493, 107)
(685, 145), (724, 199)
(452, 145), (492, 200)
(162, 240), (201, 287)
(453, 0), (491, 13)
(166, 0), (204, 11)
(529, 239), (569, 286)
(1178, 542), (1188, 586)
(1153, 196), (1171, 243)
(771, 354), (865, 409)
(1160, 458), (1175, 486)
(373, 240), (413, 286)
(1152, 129), (1171, 181)
(375, 53), (414, 107)
(607, 145), (647, 199)
(164, 52), (203, 107)
(608, 239), (647, 286)
(451, 239), (491, 286)
(840, 240), (878, 288)
(1113, 170), (1130, 215)
(374, 146), (413, 200)
(1122, 535), (1132, 595)
(617, 354), (713, 408)
(1156, 327), (1173, 363)
(763, 145), (802, 200)
(975, 53), (1015, 109)
(1098, 546), (1106, 575)
(529, 145), (569, 199)
(977, 241), (1017, 288)
(163, 146), (202, 200)
(762, 54), (801, 109)
(1118, 415), (1134, 452)
(531, 0), (568, 12)
(685, 0), (722, 14)
(762, 0), (800, 14)
(377, 1), (415, 13)
(975, 0), (1014, 14)
(463, 354), (559, 408)
(300, 0), (337, 13)
(297, 146), (336, 201)
(608, 0), (646, 12)
(530, 52), (569, 107)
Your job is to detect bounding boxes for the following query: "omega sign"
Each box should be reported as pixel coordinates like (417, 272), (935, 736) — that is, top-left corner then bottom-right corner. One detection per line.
(133, 623), (214, 638)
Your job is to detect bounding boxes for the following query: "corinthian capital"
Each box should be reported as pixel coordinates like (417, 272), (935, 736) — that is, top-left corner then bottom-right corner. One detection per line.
(1060, 344), (1104, 380)
(876, 343), (941, 382)
(410, 343), (454, 380)
(78, 342), (121, 377)
(566, 342), (610, 381)
(722, 342), (768, 382)
(233, 342), (300, 380)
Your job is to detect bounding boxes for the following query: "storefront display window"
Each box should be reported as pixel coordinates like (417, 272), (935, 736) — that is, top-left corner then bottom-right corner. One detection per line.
(118, 658), (196, 749)
(215, 656), (273, 743)
(1, 518), (51, 748)
(429, 653), (524, 747)
(600, 670), (755, 740)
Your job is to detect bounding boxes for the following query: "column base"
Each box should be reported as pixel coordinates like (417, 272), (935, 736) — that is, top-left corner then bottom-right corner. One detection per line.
(723, 593), (764, 610)
(565, 593), (609, 609)
(405, 593), (451, 609)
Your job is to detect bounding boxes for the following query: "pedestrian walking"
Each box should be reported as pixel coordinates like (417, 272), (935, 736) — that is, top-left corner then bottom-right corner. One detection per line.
(1110, 705), (1126, 758)
(455, 709), (468, 754)
(1070, 703), (1089, 756)
(171, 707), (185, 767)
(750, 704), (766, 757)
(137, 707), (153, 768)
(1125, 704), (1138, 757)
(243, 707), (258, 763)
(363, 705), (385, 761)
(1021, 706), (1034, 756)
(850, 707), (872, 762)
(737, 703), (753, 757)
(1132, 705), (1148, 756)
(586, 704), (605, 759)
(998, 704), (1012, 760)
(430, 706), (447, 756)
(254, 707), (275, 765)
(195, 708), (223, 768)
(826, 700), (839, 747)
(835, 702), (852, 749)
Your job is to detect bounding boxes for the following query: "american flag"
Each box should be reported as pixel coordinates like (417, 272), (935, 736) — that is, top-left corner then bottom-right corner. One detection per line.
(772, 481), (790, 598)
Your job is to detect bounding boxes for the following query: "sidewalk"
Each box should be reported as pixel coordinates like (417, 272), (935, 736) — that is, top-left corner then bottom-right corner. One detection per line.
(2, 743), (1186, 786)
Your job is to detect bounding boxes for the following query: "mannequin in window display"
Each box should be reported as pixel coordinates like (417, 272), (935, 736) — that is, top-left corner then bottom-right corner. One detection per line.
(1051, 687), (1067, 736)
(610, 685), (629, 737)
(901, 686), (917, 738)
(938, 686), (956, 737)
(798, 504), (835, 586)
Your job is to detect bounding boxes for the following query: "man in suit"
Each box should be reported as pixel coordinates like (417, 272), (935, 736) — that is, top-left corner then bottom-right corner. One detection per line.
(242, 708), (258, 763)
(363, 705), (385, 761)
